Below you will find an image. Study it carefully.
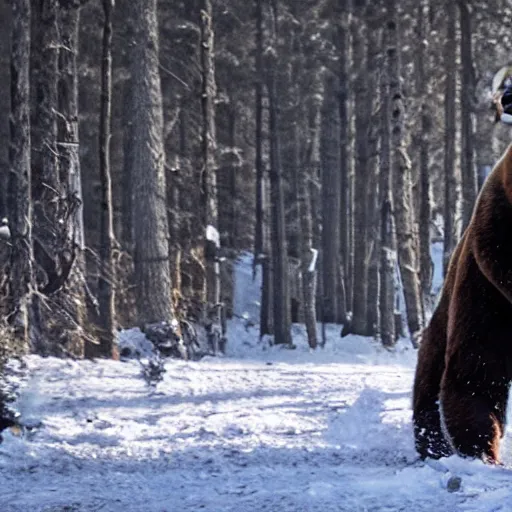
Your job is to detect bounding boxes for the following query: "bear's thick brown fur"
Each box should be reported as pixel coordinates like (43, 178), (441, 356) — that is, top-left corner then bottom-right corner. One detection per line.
(413, 144), (512, 464)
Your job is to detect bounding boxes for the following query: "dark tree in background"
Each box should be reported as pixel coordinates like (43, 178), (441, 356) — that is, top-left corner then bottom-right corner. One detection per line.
(365, 4), (382, 336)
(30, 0), (60, 356)
(378, 22), (396, 348)
(266, 1), (291, 346)
(254, 0), (273, 340)
(129, 0), (173, 326)
(387, 0), (424, 347)
(90, 0), (116, 358)
(56, 0), (87, 356)
(350, 0), (369, 335)
(442, 0), (459, 275)
(321, 70), (342, 325)
(337, 0), (349, 326)
(200, 0), (221, 321)
(416, 0), (433, 306)
(458, 0), (478, 231)
(8, 0), (33, 350)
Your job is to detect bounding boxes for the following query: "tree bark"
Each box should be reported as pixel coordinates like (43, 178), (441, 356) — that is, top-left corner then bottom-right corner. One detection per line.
(321, 71), (341, 324)
(0, 2), (11, 221)
(31, 0), (59, 250)
(8, 0), (33, 350)
(387, 0), (423, 347)
(200, 0), (221, 329)
(417, 0), (433, 306)
(254, 0), (272, 338)
(298, 106), (318, 349)
(30, 0), (64, 355)
(443, 0), (458, 275)
(365, 10), (381, 337)
(337, 0), (349, 326)
(379, 27), (396, 348)
(121, 75), (133, 252)
(87, 0), (117, 358)
(129, 0), (173, 325)
(292, 43), (318, 348)
(267, 1), (291, 345)
(56, 0), (86, 357)
(458, 0), (478, 232)
(254, 0), (264, 275)
(350, 6), (369, 335)
(228, 108), (237, 249)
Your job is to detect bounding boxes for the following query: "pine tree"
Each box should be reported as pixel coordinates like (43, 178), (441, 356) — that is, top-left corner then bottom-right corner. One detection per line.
(350, 1), (369, 335)
(365, 5), (382, 336)
(129, 0), (174, 326)
(89, 0), (117, 359)
(378, 26), (396, 348)
(387, 0), (424, 347)
(8, 0), (33, 350)
(267, 0), (291, 345)
(459, 0), (478, 231)
(321, 70), (342, 324)
(443, 0), (458, 274)
(416, 0), (433, 305)
(200, 0), (221, 337)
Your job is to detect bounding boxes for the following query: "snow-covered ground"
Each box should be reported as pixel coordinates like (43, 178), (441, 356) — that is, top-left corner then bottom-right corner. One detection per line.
(3, 250), (512, 511)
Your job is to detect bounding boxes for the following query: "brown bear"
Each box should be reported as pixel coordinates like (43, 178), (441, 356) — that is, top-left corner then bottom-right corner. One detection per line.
(413, 143), (512, 464)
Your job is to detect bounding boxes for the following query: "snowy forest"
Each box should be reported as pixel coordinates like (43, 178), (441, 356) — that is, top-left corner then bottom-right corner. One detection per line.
(2, 0), (512, 510)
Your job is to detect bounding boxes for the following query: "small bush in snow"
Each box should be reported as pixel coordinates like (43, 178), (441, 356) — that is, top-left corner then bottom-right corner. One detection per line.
(139, 355), (166, 387)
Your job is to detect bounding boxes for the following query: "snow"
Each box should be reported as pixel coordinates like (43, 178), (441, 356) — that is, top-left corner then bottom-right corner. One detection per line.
(309, 248), (319, 272)
(2, 253), (512, 511)
(431, 240), (444, 296)
(233, 251), (261, 323)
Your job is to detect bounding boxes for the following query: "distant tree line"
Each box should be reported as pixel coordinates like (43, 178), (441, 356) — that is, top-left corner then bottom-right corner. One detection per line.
(0, 0), (510, 376)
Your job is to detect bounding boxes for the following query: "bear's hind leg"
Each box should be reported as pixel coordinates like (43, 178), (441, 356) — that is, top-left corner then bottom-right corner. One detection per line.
(440, 382), (508, 464)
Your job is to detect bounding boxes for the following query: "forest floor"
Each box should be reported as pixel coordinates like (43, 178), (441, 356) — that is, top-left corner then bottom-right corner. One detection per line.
(3, 247), (512, 512)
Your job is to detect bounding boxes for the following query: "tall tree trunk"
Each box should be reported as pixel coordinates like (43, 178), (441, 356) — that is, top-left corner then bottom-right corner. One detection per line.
(228, 108), (237, 249)
(30, 0), (62, 355)
(8, 0), (33, 350)
(267, 1), (291, 345)
(443, 0), (458, 275)
(350, 7), (369, 335)
(170, 104), (186, 299)
(337, 0), (349, 325)
(458, 0), (477, 232)
(310, 97), (323, 329)
(294, 104), (321, 349)
(129, 0), (173, 325)
(254, 0), (272, 338)
(365, 11), (381, 336)
(379, 28), (396, 347)
(0, 2), (11, 221)
(56, 1), (86, 357)
(417, 0), (433, 305)
(200, 0), (221, 335)
(321, 71), (341, 324)
(260, 195), (274, 338)
(268, 72), (290, 345)
(178, 102), (191, 298)
(387, 0), (423, 347)
(88, 0), (116, 358)
(167, 104), (182, 305)
(121, 75), (133, 251)
(254, 0), (264, 275)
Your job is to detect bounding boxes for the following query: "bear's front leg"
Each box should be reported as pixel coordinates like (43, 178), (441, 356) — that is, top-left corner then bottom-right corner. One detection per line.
(413, 406), (452, 460)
